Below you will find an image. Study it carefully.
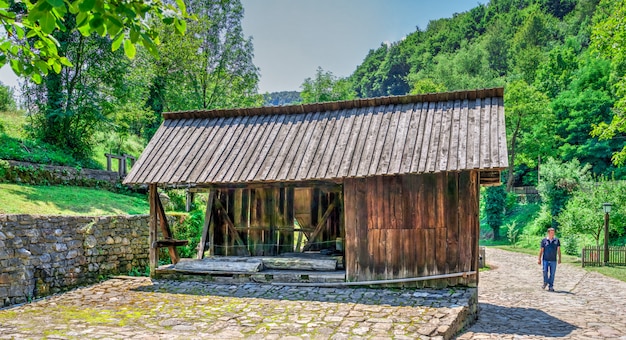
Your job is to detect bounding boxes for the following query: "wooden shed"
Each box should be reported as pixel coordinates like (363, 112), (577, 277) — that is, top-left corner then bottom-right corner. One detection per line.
(124, 87), (507, 287)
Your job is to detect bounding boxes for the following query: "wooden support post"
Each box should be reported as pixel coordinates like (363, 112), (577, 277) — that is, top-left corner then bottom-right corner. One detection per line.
(105, 154), (112, 172)
(197, 191), (215, 259)
(214, 198), (250, 256)
(154, 189), (181, 264)
(148, 184), (158, 277)
(303, 197), (339, 251)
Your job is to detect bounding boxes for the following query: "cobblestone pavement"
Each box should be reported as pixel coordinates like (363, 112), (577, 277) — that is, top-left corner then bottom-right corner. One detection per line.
(0, 277), (474, 339)
(457, 247), (626, 340)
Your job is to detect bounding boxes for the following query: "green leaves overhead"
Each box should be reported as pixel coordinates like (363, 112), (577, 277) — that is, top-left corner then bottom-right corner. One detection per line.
(0, 0), (192, 83)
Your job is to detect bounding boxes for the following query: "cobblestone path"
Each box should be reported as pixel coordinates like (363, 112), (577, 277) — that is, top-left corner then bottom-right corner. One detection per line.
(0, 277), (473, 339)
(457, 247), (626, 340)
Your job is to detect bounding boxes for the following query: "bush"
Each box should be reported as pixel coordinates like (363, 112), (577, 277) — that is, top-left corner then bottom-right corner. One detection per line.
(170, 210), (205, 258)
(560, 235), (579, 256)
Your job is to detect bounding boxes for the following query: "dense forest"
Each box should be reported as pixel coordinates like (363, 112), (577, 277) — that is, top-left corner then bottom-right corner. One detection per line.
(1, 0), (625, 247)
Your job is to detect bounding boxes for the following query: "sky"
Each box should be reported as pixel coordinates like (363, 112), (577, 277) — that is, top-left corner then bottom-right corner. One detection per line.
(0, 0), (486, 94)
(241, 0), (486, 93)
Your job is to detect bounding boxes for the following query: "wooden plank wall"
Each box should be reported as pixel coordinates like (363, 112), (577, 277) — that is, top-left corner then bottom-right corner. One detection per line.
(211, 187), (341, 256)
(343, 171), (479, 287)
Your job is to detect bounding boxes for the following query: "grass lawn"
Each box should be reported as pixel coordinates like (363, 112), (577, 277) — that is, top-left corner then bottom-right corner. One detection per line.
(492, 245), (626, 283)
(0, 183), (149, 216)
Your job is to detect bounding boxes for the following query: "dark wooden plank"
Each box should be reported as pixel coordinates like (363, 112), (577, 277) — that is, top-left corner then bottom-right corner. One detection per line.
(302, 198), (338, 251)
(210, 116), (258, 183)
(400, 103), (422, 174)
(213, 115), (262, 182)
(295, 110), (334, 180)
(375, 104), (402, 175)
(244, 114), (290, 182)
(368, 104), (394, 175)
(356, 178), (370, 280)
(149, 184), (158, 277)
(170, 117), (225, 183)
(159, 118), (204, 183)
(425, 101), (445, 173)
(196, 115), (247, 183)
(308, 109), (346, 179)
(448, 100), (462, 171)
(185, 117), (236, 183)
(343, 178), (357, 280)
(225, 114), (273, 183)
(214, 198), (250, 255)
(446, 173), (460, 285)
(124, 121), (170, 183)
(257, 113), (300, 180)
(497, 97), (507, 168)
(467, 98), (482, 169)
(142, 119), (188, 183)
(152, 118), (204, 183)
(424, 228), (436, 276)
(283, 111), (321, 180)
(154, 188), (180, 264)
(276, 112), (319, 180)
(416, 102), (437, 173)
(458, 99), (470, 172)
(197, 190), (215, 259)
(356, 105), (386, 177)
(272, 112), (312, 181)
(437, 100), (454, 172)
(327, 108), (358, 178)
(389, 103), (414, 175)
(480, 97), (492, 168)
(347, 107), (374, 177)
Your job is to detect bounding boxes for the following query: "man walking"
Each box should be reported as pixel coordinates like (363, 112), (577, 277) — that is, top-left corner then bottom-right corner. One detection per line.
(538, 227), (561, 291)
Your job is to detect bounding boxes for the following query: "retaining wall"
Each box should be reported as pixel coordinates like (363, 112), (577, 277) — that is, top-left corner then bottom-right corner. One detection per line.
(0, 214), (150, 307)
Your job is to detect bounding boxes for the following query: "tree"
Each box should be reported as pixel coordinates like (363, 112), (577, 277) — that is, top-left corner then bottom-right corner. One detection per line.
(22, 15), (156, 161)
(504, 80), (552, 190)
(149, 0), (261, 112)
(589, 0), (626, 166)
(0, 0), (189, 83)
(485, 184), (507, 240)
(558, 178), (626, 246)
(300, 67), (356, 104)
(0, 81), (16, 111)
(538, 158), (591, 229)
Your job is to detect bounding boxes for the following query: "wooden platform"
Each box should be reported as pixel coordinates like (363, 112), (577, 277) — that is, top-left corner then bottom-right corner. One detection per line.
(155, 254), (346, 284)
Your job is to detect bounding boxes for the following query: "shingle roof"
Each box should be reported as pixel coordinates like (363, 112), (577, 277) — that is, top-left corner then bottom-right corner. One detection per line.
(123, 87), (508, 186)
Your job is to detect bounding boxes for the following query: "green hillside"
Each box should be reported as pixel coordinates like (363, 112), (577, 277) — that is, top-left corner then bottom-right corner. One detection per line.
(0, 183), (149, 216)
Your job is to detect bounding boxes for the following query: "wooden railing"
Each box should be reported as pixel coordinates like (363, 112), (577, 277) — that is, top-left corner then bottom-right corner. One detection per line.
(105, 153), (136, 177)
(581, 246), (626, 267)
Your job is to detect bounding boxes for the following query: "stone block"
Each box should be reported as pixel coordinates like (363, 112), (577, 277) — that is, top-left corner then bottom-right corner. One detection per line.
(54, 243), (67, 252)
(66, 250), (79, 259)
(105, 236), (115, 244)
(16, 248), (31, 259)
(40, 253), (51, 263)
(0, 231), (6, 240)
(54, 229), (63, 236)
(5, 231), (14, 239)
(0, 273), (10, 284)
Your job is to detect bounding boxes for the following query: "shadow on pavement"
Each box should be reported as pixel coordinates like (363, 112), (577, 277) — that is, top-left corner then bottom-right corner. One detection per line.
(131, 279), (474, 308)
(467, 303), (577, 337)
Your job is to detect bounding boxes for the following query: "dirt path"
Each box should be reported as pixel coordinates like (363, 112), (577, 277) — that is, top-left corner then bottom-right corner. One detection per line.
(457, 247), (626, 339)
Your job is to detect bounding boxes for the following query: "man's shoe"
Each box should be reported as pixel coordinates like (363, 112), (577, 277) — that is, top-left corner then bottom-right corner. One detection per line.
(542, 282), (547, 289)
(548, 287), (555, 292)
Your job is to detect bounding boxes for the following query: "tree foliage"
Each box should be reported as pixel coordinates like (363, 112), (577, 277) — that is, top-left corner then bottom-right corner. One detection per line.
(485, 184), (507, 240)
(300, 67), (356, 104)
(537, 158), (591, 228)
(558, 178), (626, 246)
(0, 0), (190, 83)
(147, 0), (261, 113)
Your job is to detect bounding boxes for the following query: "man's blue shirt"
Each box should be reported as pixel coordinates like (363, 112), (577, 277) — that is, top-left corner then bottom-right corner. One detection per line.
(541, 237), (560, 261)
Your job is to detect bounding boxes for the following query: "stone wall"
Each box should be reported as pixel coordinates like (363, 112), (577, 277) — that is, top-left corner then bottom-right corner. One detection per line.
(0, 214), (150, 307)
(2, 160), (123, 186)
